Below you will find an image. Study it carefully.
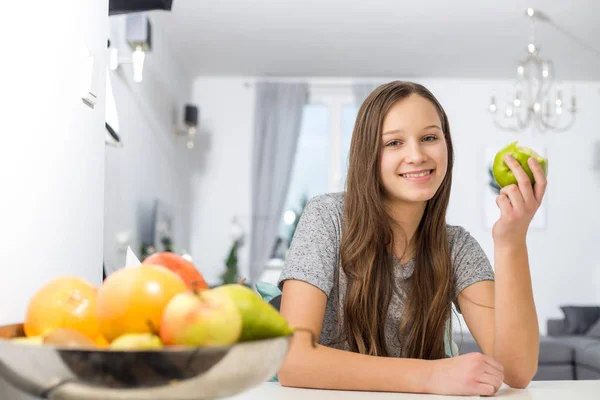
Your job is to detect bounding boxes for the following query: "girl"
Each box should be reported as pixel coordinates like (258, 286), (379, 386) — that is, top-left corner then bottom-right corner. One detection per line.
(276, 81), (545, 396)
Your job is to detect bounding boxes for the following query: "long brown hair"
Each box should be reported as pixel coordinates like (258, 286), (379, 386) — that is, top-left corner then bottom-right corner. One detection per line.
(339, 81), (455, 359)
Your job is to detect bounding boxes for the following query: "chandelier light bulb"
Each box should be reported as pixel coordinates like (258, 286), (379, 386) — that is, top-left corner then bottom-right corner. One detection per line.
(542, 62), (550, 78)
(488, 8), (577, 133)
(489, 96), (497, 113)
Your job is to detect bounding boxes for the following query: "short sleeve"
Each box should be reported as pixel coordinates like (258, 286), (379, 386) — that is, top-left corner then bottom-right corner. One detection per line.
(449, 226), (495, 313)
(277, 195), (341, 296)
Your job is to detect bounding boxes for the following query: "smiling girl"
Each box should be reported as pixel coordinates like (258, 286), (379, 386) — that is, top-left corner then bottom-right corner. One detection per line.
(276, 81), (546, 396)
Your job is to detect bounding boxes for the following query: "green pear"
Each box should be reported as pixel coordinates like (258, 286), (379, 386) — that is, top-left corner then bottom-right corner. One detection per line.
(212, 284), (294, 341)
(493, 141), (548, 188)
(109, 333), (163, 350)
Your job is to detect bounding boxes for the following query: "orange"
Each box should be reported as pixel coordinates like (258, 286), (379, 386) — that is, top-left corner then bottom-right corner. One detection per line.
(94, 335), (110, 348)
(143, 252), (209, 291)
(24, 276), (100, 340)
(96, 264), (187, 342)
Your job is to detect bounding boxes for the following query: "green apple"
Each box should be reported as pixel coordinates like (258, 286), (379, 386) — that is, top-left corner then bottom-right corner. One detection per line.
(109, 333), (163, 350)
(212, 284), (294, 341)
(159, 289), (242, 347)
(492, 141), (548, 188)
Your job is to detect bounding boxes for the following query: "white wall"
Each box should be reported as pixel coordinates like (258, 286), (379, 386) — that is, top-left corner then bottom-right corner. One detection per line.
(189, 79), (255, 285)
(190, 76), (600, 333)
(0, 0), (108, 323)
(103, 14), (194, 274)
(0, 1), (108, 398)
(431, 79), (600, 334)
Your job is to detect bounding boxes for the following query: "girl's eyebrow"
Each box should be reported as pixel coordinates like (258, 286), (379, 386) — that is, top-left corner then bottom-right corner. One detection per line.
(382, 125), (442, 136)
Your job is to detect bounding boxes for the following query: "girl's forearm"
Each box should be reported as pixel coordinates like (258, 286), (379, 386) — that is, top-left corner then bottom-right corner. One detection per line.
(493, 242), (540, 388)
(278, 338), (432, 393)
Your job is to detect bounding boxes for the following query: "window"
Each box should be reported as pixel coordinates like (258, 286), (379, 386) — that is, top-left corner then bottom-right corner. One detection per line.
(340, 104), (359, 189)
(271, 86), (358, 259)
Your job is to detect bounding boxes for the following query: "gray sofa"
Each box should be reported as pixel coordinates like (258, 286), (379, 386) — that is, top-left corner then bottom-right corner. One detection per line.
(453, 306), (600, 381)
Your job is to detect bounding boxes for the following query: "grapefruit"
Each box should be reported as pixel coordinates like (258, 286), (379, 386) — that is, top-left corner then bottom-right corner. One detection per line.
(96, 264), (187, 342)
(24, 276), (100, 341)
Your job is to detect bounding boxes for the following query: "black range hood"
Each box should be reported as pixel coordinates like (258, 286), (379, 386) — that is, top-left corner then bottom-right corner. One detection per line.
(109, 0), (173, 15)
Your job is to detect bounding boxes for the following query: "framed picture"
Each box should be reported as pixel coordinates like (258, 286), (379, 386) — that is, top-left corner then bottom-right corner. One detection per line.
(482, 143), (547, 231)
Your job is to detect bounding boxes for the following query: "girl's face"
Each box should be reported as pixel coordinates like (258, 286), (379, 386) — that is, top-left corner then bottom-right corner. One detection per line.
(379, 94), (448, 205)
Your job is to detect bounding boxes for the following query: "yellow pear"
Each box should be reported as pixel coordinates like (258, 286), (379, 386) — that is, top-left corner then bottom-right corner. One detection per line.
(11, 336), (43, 345)
(110, 333), (163, 350)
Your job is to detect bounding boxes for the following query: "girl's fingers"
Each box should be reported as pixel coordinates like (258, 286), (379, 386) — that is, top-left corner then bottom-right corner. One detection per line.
(478, 373), (503, 394)
(500, 184), (524, 211)
(504, 155), (535, 205)
(528, 157), (548, 203)
(495, 193), (512, 216)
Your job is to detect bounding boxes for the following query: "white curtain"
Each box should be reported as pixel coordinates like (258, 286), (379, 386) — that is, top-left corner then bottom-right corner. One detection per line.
(249, 82), (309, 285)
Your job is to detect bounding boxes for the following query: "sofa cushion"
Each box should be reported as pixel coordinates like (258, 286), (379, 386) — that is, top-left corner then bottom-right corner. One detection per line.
(576, 365), (600, 380)
(578, 345), (600, 372)
(535, 365), (574, 381)
(585, 319), (600, 339)
(547, 318), (567, 336)
(554, 336), (600, 350)
(560, 306), (600, 334)
(537, 336), (574, 364)
(554, 336), (600, 370)
(452, 333), (573, 364)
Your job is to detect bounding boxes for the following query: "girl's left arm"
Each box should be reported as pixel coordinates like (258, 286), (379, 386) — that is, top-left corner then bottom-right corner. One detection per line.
(459, 154), (547, 389)
(491, 154), (548, 388)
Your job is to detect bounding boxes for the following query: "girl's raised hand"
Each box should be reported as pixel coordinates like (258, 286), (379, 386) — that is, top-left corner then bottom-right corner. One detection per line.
(492, 155), (547, 246)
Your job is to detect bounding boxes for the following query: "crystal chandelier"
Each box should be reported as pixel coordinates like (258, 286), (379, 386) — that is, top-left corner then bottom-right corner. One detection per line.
(489, 8), (577, 133)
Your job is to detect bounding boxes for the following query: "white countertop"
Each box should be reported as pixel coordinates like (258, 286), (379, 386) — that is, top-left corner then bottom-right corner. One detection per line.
(226, 380), (600, 399)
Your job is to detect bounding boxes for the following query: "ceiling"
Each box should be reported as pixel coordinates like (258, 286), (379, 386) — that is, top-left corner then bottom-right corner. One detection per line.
(151, 0), (600, 80)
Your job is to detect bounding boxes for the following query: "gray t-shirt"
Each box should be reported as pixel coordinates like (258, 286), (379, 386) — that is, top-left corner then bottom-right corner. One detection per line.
(277, 192), (494, 358)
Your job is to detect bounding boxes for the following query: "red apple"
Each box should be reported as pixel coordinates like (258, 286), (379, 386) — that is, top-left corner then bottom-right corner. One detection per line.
(159, 290), (242, 347)
(143, 252), (209, 291)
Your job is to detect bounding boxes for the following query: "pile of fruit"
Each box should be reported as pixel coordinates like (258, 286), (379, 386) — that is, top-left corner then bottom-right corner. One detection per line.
(11, 252), (293, 350)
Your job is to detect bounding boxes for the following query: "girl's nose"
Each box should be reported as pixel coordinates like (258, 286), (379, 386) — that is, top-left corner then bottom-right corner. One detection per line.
(405, 142), (427, 164)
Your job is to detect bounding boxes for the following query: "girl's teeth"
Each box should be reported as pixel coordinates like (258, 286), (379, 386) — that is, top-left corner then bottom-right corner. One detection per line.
(403, 170), (431, 178)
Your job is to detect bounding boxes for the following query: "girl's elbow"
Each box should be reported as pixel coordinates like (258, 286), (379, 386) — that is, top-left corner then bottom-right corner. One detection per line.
(505, 365), (537, 389)
(277, 367), (294, 387)
(277, 359), (303, 388)
(505, 377), (532, 389)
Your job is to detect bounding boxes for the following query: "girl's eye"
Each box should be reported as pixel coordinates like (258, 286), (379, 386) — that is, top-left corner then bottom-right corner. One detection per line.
(386, 140), (402, 147)
(422, 135), (438, 142)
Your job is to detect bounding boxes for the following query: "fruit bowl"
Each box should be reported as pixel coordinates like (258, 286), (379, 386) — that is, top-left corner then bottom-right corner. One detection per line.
(0, 324), (291, 399)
